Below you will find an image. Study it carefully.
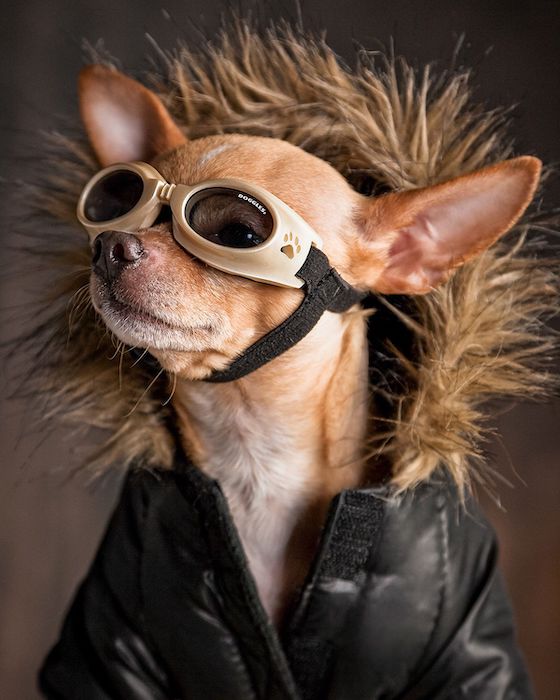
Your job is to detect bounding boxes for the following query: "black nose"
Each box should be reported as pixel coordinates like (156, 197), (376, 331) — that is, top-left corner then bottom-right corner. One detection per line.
(92, 231), (145, 281)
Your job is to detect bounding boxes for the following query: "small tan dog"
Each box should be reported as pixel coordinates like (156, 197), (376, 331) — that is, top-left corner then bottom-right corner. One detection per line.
(77, 63), (541, 626)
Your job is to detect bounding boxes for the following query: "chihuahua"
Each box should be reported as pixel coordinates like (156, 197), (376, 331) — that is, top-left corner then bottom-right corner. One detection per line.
(77, 63), (540, 625)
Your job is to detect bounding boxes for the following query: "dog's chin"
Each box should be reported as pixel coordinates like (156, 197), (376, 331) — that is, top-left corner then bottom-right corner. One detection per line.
(94, 293), (218, 353)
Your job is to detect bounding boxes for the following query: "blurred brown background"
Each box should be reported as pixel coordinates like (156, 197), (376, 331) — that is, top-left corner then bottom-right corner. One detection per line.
(1, 1), (559, 698)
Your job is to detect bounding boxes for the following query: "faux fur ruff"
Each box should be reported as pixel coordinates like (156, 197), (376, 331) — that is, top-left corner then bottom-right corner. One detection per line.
(14, 22), (558, 491)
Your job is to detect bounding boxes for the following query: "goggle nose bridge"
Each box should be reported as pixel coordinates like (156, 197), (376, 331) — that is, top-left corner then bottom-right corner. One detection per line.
(156, 181), (177, 203)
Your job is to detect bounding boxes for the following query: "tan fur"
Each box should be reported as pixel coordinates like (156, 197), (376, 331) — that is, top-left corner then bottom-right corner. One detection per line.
(16, 21), (558, 502)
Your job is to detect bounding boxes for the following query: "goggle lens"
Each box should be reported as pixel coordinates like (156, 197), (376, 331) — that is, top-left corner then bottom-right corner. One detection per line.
(186, 187), (274, 248)
(84, 169), (144, 222)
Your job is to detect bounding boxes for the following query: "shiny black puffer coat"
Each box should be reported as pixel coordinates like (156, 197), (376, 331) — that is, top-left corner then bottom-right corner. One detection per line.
(39, 456), (534, 699)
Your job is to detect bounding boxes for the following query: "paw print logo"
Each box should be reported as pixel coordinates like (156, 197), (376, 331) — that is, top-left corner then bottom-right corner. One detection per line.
(281, 232), (301, 259)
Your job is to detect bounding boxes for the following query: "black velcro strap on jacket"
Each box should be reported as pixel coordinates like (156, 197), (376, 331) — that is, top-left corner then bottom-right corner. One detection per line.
(286, 490), (385, 700)
(205, 247), (366, 383)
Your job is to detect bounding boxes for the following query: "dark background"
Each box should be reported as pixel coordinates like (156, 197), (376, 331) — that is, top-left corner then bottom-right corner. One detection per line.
(1, 1), (559, 698)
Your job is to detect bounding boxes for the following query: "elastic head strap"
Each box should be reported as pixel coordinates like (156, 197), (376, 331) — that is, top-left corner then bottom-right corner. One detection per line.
(204, 247), (366, 383)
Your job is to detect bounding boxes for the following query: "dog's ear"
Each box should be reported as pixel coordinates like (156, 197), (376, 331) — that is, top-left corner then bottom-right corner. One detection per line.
(78, 64), (186, 166)
(351, 157), (541, 294)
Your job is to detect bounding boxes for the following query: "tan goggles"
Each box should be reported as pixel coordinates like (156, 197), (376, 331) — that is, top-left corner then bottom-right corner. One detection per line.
(77, 161), (324, 288)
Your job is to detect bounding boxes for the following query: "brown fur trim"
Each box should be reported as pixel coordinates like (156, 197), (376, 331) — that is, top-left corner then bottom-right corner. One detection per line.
(12, 22), (559, 488)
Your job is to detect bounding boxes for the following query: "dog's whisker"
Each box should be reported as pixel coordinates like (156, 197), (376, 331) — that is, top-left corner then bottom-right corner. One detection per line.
(108, 341), (124, 362)
(161, 372), (178, 406)
(124, 368), (165, 417)
(118, 343), (126, 390)
(130, 348), (149, 367)
(66, 284), (92, 344)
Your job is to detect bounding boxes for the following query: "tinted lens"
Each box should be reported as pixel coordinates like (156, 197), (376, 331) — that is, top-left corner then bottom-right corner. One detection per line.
(83, 170), (144, 222)
(186, 188), (274, 248)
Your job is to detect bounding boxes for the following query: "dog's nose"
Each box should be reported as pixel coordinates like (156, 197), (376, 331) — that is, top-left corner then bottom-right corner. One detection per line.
(92, 231), (144, 281)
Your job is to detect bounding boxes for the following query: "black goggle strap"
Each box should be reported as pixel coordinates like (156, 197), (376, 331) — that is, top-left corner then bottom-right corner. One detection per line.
(204, 246), (367, 383)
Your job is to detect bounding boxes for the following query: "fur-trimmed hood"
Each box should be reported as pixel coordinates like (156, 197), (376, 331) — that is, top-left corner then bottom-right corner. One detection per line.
(15, 21), (558, 491)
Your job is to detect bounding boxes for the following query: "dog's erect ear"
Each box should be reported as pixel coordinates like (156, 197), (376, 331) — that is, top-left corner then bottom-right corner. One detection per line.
(78, 64), (186, 166)
(351, 157), (541, 294)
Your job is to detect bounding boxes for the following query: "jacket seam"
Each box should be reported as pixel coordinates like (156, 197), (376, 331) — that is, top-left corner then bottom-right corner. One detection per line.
(137, 476), (151, 640)
(136, 476), (179, 696)
(406, 490), (449, 687)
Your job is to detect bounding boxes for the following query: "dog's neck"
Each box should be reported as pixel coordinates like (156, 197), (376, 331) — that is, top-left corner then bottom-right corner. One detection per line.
(172, 311), (369, 624)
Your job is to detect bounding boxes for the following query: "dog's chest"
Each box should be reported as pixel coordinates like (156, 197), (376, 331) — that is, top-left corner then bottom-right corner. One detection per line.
(195, 414), (318, 621)
(175, 382), (336, 622)
(208, 451), (318, 621)
(226, 491), (315, 623)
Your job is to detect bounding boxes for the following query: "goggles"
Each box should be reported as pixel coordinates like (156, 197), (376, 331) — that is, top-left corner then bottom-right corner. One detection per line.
(77, 161), (323, 289)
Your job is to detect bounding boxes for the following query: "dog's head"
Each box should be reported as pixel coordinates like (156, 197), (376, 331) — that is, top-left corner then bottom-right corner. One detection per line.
(80, 65), (541, 380)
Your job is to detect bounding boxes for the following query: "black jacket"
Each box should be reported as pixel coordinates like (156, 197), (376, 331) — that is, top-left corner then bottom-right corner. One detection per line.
(39, 457), (534, 699)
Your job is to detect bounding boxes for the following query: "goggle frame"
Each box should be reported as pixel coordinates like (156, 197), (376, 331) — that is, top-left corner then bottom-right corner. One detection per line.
(77, 161), (324, 288)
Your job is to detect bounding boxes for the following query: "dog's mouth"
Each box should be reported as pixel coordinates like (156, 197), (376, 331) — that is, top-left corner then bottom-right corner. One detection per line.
(91, 285), (216, 351)
(106, 292), (181, 331)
